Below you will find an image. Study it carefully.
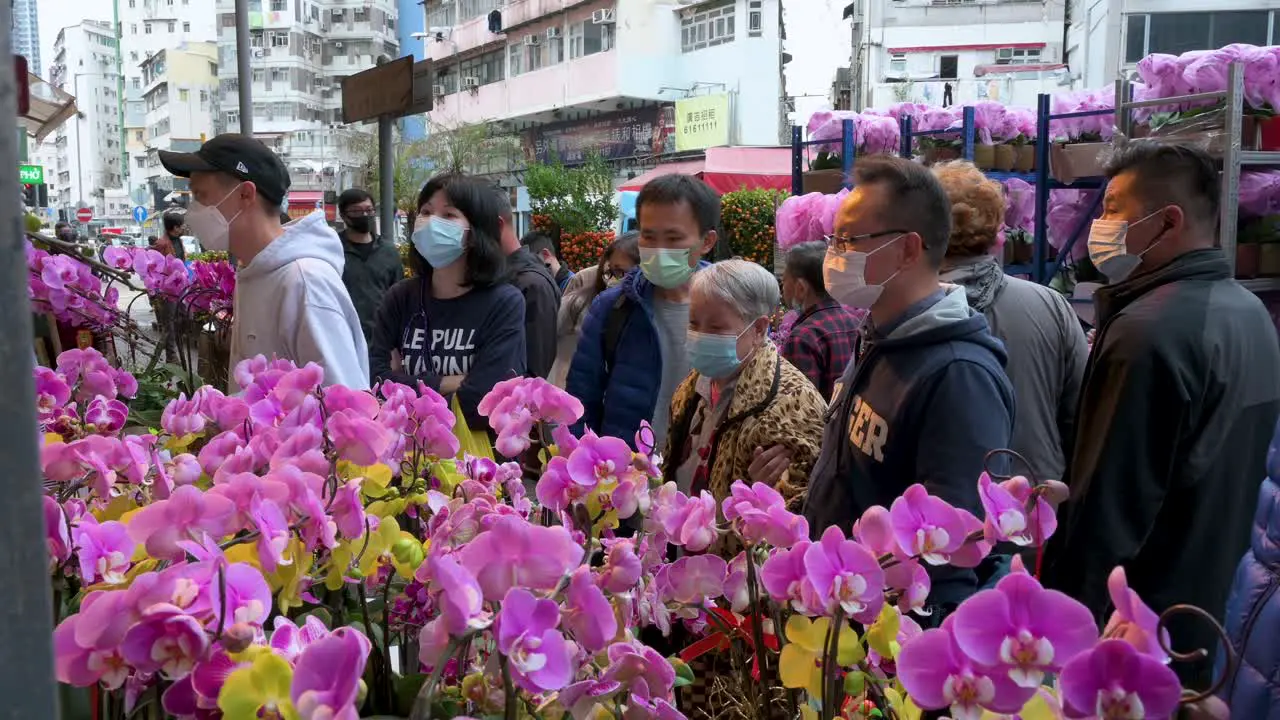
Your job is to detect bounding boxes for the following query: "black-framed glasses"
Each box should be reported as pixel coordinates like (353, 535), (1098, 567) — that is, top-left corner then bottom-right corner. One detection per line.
(824, 229), (911, 254)
(604, 266), (628, 280)
(345, 208), (376, 218)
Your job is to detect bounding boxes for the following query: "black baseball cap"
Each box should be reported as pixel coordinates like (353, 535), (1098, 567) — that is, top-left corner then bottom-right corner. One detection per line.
(159, 133), (291, 206)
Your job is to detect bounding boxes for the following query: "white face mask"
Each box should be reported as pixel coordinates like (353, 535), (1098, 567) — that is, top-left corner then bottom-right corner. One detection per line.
(186, 184), (245, 253)
(1087, 209), (1164, 283)
(822, 236), (904, 309)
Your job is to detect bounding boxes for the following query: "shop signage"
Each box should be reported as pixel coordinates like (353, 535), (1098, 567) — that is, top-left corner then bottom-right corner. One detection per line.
(674, 93), (731, 152)
(523, 107), (671, 165)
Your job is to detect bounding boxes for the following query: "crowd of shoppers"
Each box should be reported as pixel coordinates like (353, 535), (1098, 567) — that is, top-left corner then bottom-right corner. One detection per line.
(164, 132), (1280, 712)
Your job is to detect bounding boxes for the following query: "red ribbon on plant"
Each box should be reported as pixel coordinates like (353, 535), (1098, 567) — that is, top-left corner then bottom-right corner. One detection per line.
(679, 608), (778, 679)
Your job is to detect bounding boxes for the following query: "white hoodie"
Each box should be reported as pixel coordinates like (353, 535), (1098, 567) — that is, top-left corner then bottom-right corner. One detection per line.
(229, 211), (370, 392)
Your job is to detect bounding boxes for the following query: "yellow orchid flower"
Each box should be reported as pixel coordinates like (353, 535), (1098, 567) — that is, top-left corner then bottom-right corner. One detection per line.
(780, 615), (864, 697)
(366, 498), (407, 519)
(96, 495), (138, 523)
(82, 558), (157, 592)
(224, 543), (262, 570)
(270, 539), (311, 614)
(885, 687), (921, 720)
(867, 603), (901, 660)
(324, 541), (356, 592)
(218, 651), (299, 720)
(164, 432), (200, 453)
(44, 433), (64, 446)
(356, 516), (401, 578)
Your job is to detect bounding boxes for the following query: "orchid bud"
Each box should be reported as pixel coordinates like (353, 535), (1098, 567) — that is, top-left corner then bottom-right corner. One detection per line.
(392, 536), (423, 567)
(355, 679), (368, 706)
(220, 622), (256, 653)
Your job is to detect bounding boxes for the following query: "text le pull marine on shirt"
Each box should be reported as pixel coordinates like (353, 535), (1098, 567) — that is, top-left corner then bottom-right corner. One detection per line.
(402, 326), (477, 376)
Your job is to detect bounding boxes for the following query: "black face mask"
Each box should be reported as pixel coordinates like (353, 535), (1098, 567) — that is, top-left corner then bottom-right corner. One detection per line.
(345, 215), (373, 234)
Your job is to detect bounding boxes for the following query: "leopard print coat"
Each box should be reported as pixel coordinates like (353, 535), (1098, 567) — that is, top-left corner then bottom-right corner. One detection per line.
(662, 341), (827, 514)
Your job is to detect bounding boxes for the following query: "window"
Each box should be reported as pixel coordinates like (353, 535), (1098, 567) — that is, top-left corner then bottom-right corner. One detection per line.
(177, 88), (188, 102)
(748, 0), (762, 37)
(145, 22), (152, 34)
(136, 157), (146, 168)
(271, 31), (290, 48)
(270, 0), (287, 9)
(271, 68), (288, 82)
(939, 54), (958, 79)
(889, 52), (906, 75)
(226, 109), (239, 127)
(568, 19), (615, 59)
(168, 21), (175, 32)
(251, 31), (265, 48)
(128, 0), (135, 6)
(681, 0), (736, 53)
(568, 22), (584, 59)
(525, 39), (544, 72)
(200, 89), (209, 108)
(183, 22), (190, 32)
(130, 51), (138, 61)
(545, 34), (565, 65)
(134, 130), (143, 141)
(132, 77), (141, 89)
(458, 49), (505, 86)
(994, 47), (1042, 65)
(253, 68), (265, 82)
(508, 43), (523, 76)
(1124, 10), (1273, 63)
(131, 23), (138, 34)
(354, 8), (367, 22)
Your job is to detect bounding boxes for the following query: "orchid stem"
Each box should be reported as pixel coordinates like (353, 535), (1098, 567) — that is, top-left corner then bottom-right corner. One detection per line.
(822, 608), (845, 720)
(744, 546), (770, 717)
(408, 636), (461, 720)
(500, 652), (517, 720)
(355, 579), (386, 711)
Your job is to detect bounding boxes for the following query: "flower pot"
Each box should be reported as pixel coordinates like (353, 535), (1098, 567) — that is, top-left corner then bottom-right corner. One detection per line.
(993, 144), (1016, 171)
(973, 144), (996, 170)
(923, 146), (960, 166)
(1237, 243), (1261, 279)
(802, 169), (845, 195)
(1260, 243), (1280, 277)
(1257, 116), (1280, 151)
(1013, 145), (1036, 173)
(1013, 242), (1033, 265)
(1049, 142), (1108, 184)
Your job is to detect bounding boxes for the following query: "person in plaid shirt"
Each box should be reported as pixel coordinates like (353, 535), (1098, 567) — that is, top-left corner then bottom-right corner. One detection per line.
(779, 241), (864, 400)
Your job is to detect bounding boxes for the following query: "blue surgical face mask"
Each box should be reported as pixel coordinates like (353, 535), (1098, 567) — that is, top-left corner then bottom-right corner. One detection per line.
(687, 324), (754, 379)
(412, 216), (467, 268)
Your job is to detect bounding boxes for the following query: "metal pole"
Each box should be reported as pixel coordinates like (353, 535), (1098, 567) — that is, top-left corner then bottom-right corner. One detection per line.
(378, 117), (394, 238)
(74, 75), (84, 210)
(0, 0), (61, 713)
(234, 0), (253, 135)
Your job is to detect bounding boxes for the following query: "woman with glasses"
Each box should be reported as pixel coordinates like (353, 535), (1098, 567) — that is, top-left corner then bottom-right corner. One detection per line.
(548, 232), (640, 387)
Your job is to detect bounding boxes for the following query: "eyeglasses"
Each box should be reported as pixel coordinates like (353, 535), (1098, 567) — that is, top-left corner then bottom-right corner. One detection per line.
(604, 266), (628, 280)
(345, 208), (376, 218)
(825, 229), (911, 254)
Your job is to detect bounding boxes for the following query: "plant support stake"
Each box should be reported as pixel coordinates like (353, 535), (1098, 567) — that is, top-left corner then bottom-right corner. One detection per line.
(0, 0), (61, 713)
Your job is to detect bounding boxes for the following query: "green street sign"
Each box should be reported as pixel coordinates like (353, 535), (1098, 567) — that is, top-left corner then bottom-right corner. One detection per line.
(19, 165), (43, 184)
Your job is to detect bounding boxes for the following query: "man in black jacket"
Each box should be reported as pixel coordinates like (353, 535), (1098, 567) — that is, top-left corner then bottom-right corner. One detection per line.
(495, 190), (560, 378)
(1044, 143), (1280, 685)
(337, 188), (403, 341)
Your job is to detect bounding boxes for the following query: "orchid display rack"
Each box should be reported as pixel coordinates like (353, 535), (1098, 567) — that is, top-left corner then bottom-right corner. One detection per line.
(1115, 60), (1280, 295)
(789, 118), (857, 198)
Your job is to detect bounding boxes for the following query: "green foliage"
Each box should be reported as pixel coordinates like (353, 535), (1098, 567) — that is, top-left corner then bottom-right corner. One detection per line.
(25, 213), (44, 233)
(419, 116), (521, 178)
(189, 250), (229, 264)
(127, 363), (203, 428)
(523, 153), (616, 235)
(721, 188), (787, 267)
(354, 135), (434, 214)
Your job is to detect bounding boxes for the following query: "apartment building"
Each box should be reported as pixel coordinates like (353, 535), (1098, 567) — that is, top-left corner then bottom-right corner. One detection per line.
(421, 0), (786, 179)
(214, 0), (400, 199)
(49, 20), (125, 224)
(119, 0), (219, 208)
(12, 0), (41, 77)
(856, 0), (1068, 109)
(134, 42), (221, 208)
(1067, 0), (1280, 90)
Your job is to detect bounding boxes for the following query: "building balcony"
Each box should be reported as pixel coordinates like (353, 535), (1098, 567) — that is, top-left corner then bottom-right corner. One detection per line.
(500, 0), (596, 31)
(430, 50), (619, 125)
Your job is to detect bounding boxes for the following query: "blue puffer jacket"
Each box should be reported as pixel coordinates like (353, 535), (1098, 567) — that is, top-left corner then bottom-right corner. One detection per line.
(565, 264), (706, 444)
(1217, 418), (1280, 718)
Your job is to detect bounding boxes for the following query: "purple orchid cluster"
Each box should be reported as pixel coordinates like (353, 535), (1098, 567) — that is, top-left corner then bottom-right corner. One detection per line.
(36, 347), (137, 440)
(1138, 44), (1280, 115)
(103, 246), (236, 315)
(775, 189), (850, 250)
(1048, 90), (1117, 142)
(27, 240), (121, 328)
(1240, 170), (1280, 220)
(37, 347), (1210, 720)
(805, 111), (902, 157)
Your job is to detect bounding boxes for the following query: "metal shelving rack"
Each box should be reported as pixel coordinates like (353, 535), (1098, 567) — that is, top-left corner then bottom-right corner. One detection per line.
(789, 119), (857, 196)
(1115, 61), (1280, 294)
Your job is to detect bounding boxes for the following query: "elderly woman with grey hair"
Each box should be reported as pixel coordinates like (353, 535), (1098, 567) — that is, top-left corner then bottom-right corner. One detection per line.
(662, 259), (827, 515)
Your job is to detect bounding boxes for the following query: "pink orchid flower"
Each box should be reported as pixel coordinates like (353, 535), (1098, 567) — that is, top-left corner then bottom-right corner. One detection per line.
(292, 627), (372, 720)
(978, 473), (1057, 547)
(127, 485), (235, 561)
(269, 615), (332, 663)
(951, 571), (1099, 688)
(44, 496), (72, 568)
(658, 554), (727, 606)
(457, 515), (584, 601)
(119, 603), (210, 680)
(760, 540), (823, 615)
(84, 396), (128, 435)
(53, 591), (134, 689)
(564, 567), (618, 654)
(598, 538), (643, 594)
(428, 552), (492, 636)
(1103, 566), (1170, 663)
(567, 432), (633, 489)
(803, 526), (885, 623)
(890, 484), (969, 565)
(162, 393), (207, 437)
(721, 480), (809, 548)
(1059, 639), (1181, 720)
(898, 618), (1037, 719)
(602, 641), (677, 703)
(497, 588), (577, 693)
(326, 408), (394, 466)
(73, 519), (135, 585)
(653, 484), (718, 553)
(34, 366), (71, 421)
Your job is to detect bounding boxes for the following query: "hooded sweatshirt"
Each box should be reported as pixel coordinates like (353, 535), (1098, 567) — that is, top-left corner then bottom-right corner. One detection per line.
(802, 285), (1015, 608)
(230, 211), (370, 392)
(506, 247), (560, 379)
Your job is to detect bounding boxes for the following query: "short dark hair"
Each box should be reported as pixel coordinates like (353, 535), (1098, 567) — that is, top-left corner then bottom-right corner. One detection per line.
(1104, 141), (1220, 228)
(337, 188), (374, 214)
(636, 174), (720, 237)
(595, 231), (641, 295)
(163, 211), (185, 233)
(409, 175), (505, 288)
(851, 155), (952, 266)
(785, 241), (832, 301)
(521, 231), (556, 258)
(493, 186), (514, 222)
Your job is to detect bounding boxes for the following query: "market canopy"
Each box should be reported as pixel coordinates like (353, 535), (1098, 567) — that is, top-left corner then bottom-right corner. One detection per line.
(21, 73), (76, 142)
(618, 147), (792, 194)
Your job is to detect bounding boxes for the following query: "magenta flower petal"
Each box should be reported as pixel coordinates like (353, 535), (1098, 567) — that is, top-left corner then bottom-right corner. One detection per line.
(119, 603), (210, 680)
(291, 627), (372, 720)
(802, 526), (884, 622)
(564, 567), (618, 653)
(429, 552), (491, 636)
(1103, 566), (1170, 663)
(496, 588), (577, 693)
(458, 516), (584, 601)
(898, 625), (1036, 716)
(1059, 639), (1181, 719)
(889, 484), (967, 565)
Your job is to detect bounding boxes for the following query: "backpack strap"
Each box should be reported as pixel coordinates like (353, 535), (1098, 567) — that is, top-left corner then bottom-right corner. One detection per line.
(603, 295), (634, 374)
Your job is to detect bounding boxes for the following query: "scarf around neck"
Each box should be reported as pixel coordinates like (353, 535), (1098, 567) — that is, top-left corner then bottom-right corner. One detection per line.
(940, 255), (1007, 313)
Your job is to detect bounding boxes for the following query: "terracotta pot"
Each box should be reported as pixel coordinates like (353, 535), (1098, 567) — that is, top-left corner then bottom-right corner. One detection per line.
(923, 146), (961, 166)
(1237, 243), (1261, 279)
(973, 144), (996, 170)
(1260, 243), (1280, 277)
(802, 169), (845, 194)
(1013, 241), (1033, 265)
(1014, 145), (1036, 172)
(993, 144), (1016, 171)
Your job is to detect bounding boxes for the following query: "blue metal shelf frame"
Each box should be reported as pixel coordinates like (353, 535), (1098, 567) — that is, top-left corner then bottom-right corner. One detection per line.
(790, 119), (857, 196)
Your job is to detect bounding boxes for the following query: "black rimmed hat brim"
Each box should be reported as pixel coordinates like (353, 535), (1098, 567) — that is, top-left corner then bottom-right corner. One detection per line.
(158, 149), (220, 178)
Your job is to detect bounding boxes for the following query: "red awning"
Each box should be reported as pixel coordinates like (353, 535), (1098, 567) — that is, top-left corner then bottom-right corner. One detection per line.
(618, 147), (792, 194)
(288, 190), (324, 202)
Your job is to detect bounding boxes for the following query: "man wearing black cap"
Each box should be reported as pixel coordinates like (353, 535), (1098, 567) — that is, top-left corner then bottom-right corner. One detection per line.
(159, 133), (370, 391)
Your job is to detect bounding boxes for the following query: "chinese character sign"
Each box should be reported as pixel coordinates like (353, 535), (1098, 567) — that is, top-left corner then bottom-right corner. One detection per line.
(674, 93), (731, 152)
(521, 108), (668, 165)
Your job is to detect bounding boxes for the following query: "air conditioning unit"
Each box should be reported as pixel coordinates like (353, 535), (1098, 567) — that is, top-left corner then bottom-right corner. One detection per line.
(334, 41), (344, 48)
(591, 8), (615, 24)
(545, 27), (562, 39)
(433, 83), (447, 96)
(463, 76), (480, 89)
(253, 49), (267, 58)
(523, 35), (540, 46)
